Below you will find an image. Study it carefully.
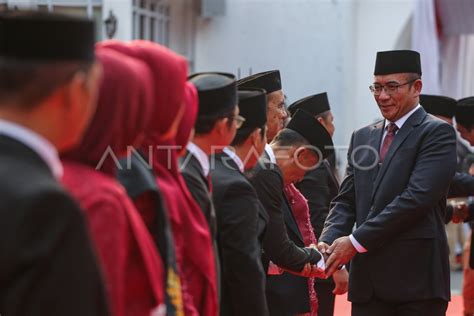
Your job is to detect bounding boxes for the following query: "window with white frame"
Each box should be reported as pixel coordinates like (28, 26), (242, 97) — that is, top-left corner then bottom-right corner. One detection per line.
(1, 0), (103, 40)
(132, 0), (169, 46)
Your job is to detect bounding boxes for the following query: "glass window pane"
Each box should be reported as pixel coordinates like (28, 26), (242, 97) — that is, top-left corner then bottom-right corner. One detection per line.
(93, 6), (102, 40)
(139, 14), (145, 39)
(51, 6), (87, 18)
(150, 17), (156, 41)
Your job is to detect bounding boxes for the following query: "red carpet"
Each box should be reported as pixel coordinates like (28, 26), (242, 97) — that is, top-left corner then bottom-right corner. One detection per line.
(334, 294), (463, 315)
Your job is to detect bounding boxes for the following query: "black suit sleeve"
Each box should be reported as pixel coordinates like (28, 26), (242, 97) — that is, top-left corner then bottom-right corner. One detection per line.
(181, 171), (210, 218)
(448, 172), (474, 198)
(320, 133), (358, 245)
(297, 165), (331, 239)
(1, 190), (109, 316)
(250, 167), (321, 271)
(352, 124), (457, 251)
(217, 182), (269, 316)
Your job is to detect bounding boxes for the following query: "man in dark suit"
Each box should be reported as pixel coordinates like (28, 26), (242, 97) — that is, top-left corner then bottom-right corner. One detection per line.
(238, 70), (288, 160)
(248, 110), (334, 315)
(211, 88), (269, 316)
(180, 72), (241, 297)
(180, 72), (240, 233)
(289, 93), (348, 316)
(0, 11), (108, 316)
(319, 50), (457, 316)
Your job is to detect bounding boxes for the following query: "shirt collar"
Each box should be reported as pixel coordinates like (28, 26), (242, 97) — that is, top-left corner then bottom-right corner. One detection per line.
(384, 104), (421, 131)
(0, 119), (63, 179)
(265, 143), (276, 164)
(186, 142), (210, 177)
(223, 147), (244, 173)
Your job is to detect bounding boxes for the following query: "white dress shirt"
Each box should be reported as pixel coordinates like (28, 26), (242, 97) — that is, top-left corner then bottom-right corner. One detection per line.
(265, 143), (277, 163)
(223, 147), (244, 173)
(0, 119), (63, 179)
(350, 104), (421, 253)
(186, 142), (210, 177)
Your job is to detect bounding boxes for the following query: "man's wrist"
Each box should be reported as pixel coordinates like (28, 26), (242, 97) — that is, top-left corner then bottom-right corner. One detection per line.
(349, 234), (367, 253)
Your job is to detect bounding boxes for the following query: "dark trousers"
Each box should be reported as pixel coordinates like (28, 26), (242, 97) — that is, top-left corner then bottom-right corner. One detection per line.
(315, 281), (335, 316)
(352, 297), (448, 316)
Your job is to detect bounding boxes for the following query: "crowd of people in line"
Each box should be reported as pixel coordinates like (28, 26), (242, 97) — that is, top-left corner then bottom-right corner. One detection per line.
(3, 10), (474, 316)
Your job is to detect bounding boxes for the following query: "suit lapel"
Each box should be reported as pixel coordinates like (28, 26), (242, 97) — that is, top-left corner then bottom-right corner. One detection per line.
(281, 194), (304, 243)
(371, 108), (426, 200)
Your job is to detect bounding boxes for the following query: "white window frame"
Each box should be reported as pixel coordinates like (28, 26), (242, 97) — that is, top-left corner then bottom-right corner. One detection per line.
(132, 0), (170, 46)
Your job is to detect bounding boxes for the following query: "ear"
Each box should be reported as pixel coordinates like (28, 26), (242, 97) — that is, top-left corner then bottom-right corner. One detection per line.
(65, 71), (88, 109)
(413, 79), (423, 96)
(215, 117), (229, 135)
(293, 145), (306, 161)
(249, 128), (261, 145)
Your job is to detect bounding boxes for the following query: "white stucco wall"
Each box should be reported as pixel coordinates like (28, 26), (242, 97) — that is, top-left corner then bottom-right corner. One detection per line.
(192, 0), (414, 168)
(102, 0), (133, 41)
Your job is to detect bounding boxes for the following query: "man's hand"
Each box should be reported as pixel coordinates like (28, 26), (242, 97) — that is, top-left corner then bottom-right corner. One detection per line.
(325, 236), (357, 277)
(332, 268), (349, 295)
(452, 202), (469, 223)
(317, 242), (330, 262)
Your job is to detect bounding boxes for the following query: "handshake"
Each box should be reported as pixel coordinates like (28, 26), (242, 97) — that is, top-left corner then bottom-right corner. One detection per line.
(316, 236), (357, 277)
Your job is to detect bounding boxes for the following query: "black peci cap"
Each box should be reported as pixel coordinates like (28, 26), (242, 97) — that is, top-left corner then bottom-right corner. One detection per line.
(237, 70), (282, 94)
(188, 72), (237, 116)
(0, 11), (95, 62)
(288, 92), (331, 117)
(456, 97), (474, 127)
(420, 94), (457, 119)
(374, 50), (422, 76)
(286, 109), (333, 159)
(237, 88), (267, 130)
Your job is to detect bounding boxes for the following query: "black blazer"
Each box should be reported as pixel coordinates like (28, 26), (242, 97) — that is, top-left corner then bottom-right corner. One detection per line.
(296, 158), (339, 287)
(247, 157), (322, 271)
(0, 136), (109, 316)
(449, 172), (474, 198)
(296, 158), (339, 239)
(248, 157), (322, 315)
(211, 153), (269, 316)
(179, 151), (217, 236)
(320, 108), (456, 303)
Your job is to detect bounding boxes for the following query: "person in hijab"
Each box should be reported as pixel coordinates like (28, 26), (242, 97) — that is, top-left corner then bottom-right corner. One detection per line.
(99, 40), (218, 316)
(61, 47), (166, 316)
(115, 82), (199, 316)
(0, 11), (108, 316)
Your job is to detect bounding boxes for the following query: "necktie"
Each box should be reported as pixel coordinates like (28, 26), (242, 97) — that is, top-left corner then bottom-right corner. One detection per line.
(379, 122), (398, 162)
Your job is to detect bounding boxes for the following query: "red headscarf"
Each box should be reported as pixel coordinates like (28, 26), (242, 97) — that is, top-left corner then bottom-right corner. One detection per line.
(98, 40), (218, 316)
(176, 82), (199, 153)
(61, 48), (166, 316)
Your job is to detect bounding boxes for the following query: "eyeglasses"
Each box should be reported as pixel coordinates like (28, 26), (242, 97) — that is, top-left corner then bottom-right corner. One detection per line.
(233, 115), (246, 129)
(369, 78), (418, 96)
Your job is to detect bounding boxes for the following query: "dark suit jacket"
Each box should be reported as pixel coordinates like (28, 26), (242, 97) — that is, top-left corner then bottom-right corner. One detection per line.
(449, 172), (474, 198)
(179, 151), (217, 236)
(211, 153), (269, 316)
(296, 158), (339, 239)
(0, 136), (109, 316)
(320, 108), (456, 303)
(296, 158), (339, 288)
(248, 157), (322, 315)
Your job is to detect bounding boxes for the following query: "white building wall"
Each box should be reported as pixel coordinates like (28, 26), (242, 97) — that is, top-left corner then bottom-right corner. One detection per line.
(349, 0), (414, 133)
(102, 0), (133, 40)
(192, 0), (414, 168)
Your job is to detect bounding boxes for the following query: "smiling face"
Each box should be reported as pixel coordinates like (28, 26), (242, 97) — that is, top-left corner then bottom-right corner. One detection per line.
(373, 73), (422, 122)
